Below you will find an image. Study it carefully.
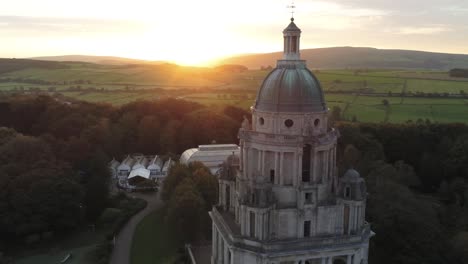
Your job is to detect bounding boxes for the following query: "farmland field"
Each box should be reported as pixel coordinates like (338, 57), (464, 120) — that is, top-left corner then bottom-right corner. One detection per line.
(1, 62), (468, 123)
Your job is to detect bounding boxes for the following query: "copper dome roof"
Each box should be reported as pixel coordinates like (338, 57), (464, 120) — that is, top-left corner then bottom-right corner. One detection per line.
(254, 63), (327, 112)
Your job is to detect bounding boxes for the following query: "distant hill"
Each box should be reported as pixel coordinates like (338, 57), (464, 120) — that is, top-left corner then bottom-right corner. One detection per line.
(219, 47), (468, 70)
(29, 55), (165, 65)
(0, 58), (67, 74)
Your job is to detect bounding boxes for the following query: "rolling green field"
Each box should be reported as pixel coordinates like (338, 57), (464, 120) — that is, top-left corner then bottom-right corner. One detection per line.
(2, 63), (468, 94)
(1, 62), (468, 123)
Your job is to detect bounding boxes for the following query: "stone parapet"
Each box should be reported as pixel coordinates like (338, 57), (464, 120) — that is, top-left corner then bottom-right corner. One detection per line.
(211, 206), (372, 255)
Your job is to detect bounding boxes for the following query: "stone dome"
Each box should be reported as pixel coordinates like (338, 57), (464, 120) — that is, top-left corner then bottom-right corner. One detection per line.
(343, 169), (361, 181)
(254, 64), (327, 112)
(339, 169), (367, 201)
(283, 19), (301, 33)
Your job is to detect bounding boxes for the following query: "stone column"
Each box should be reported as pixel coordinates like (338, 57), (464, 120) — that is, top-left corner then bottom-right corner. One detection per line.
(298, 153), (302, 185)
(239, 142), (243, 171)
(257, 149), (261, 175)
(224, 243), (229, 264)
(293, 152), (298, 186)
(261, 150), (265, 176)
(333, 146), (337, 176)
(321, 257), (327, 264)
(353, 252), (360, 264)
(243, 147), (248, 179)
(280, 152), (284, 185)
(323, 150), (329, 183)
(347, 255), (352, 264)
(312, 152), (317, 183)
(328, 149), (333, 181)
(274, 151), (278, 184)
(218, 236), (223, 264)
(362, 242), (370, 264)
(212, 225), (217, 263)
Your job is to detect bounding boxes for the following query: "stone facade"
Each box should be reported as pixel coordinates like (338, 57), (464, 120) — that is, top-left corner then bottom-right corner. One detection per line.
(209, 18), (373, 264)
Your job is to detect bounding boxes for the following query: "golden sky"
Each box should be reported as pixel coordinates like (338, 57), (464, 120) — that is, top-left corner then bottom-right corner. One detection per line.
(1, 0), (468, 65)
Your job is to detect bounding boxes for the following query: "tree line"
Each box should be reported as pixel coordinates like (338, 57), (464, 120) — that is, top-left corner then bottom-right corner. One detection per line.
(336, 122), (468, 264)
(0, 94), (467, 263)
(450, 68), (468, 78)
(0, 95), (244, 252)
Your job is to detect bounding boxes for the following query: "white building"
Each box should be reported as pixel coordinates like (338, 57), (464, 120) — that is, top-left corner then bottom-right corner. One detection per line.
(209, 18), (373, 264)
(148, 155), (164, 179)
(117, 155), (135, 180)
(128, 167), (151, 181)
(132, 156), (149, 170)
(112, 154), (174, 187)
(160, 158), (175, 183)
(180, 144), (240, 174)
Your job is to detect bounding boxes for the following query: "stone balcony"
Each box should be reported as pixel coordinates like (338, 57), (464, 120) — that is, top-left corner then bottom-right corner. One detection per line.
(238, 129), (339, 147)
(210, 206), (372, 255)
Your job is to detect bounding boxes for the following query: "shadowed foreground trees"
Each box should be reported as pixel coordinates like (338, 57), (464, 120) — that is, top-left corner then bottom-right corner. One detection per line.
(0, 95), (468, 262)
(167, 178), (206, 242)
(336, 122), (468, 264)
(0, 131), (84, 242)
(163, 162), (218, 242)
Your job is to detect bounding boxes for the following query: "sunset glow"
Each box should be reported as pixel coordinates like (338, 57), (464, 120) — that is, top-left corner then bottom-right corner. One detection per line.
(1, 0), (468, 65)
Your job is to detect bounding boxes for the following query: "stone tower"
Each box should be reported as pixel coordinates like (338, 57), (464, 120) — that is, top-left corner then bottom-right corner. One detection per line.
(210, 18), (373, 264)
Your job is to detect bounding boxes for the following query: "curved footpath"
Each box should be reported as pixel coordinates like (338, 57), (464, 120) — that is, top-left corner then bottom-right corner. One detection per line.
(109, 191), (162, 264)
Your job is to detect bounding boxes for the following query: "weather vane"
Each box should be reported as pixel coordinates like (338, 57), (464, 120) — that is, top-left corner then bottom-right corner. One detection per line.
(287, 1), (296, 20)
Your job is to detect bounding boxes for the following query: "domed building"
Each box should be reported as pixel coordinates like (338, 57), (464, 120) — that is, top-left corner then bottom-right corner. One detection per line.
(209, 18), (373, 264)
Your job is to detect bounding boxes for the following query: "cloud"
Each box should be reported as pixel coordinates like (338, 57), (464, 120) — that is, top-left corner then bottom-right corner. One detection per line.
(0, 16), (147, 36)
(397, 26), (452, 35)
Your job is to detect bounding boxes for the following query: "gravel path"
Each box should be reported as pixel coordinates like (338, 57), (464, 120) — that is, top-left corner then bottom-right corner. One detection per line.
(109, 191), (162, 264)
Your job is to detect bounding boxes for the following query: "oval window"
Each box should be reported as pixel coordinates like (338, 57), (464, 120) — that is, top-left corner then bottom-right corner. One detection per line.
(285, 119), (294, 128)
(259, 117), (265, 125)
(314, 119), (320, 127)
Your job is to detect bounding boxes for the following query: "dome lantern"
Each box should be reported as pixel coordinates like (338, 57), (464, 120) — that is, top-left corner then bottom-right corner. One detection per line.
(283, 18), (302, 60)
(253, 19), (327, 113)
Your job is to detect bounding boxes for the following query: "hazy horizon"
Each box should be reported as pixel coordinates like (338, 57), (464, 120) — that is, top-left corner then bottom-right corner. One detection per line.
(2, 0), (468, 66)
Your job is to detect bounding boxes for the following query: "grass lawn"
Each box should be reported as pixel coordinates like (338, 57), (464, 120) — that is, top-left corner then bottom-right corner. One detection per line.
(131, 209), (182, 264)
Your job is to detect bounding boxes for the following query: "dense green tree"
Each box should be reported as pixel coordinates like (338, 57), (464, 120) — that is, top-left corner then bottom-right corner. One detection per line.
(0, 133), (84, 239)
(444, 135), (468, 180)
(161, 163), (191, 202)
(330, 106), (342, 124)
(367, 171), (448, 264)
(223, 105), (249, 124)
(77, 149), (111, 221)
(419, 152), (445, 191)
(136, 115), (161, 154)
(452, 232), (468, 264)
(193, 168), (219, 210)
(166, 178), (205, 242)
(160, 120), (182, 154)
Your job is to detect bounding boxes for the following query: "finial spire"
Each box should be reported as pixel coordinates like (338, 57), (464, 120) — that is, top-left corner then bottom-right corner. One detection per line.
(287, 1), (296, 20)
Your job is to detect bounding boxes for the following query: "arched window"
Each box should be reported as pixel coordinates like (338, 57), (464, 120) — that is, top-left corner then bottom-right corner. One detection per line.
(314, 118), (320, 127)
(291, 36), (298, 53)
(249, 211), (255, 237)
(345, 186), (351, 198)
(259, 117), (265, 125)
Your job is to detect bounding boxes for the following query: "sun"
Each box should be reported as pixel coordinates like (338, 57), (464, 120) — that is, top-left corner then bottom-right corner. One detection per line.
(135, 23), (238, 66)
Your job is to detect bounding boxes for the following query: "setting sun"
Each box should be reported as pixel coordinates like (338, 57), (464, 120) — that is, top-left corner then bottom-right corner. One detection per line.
(1, 0), (468, 65)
